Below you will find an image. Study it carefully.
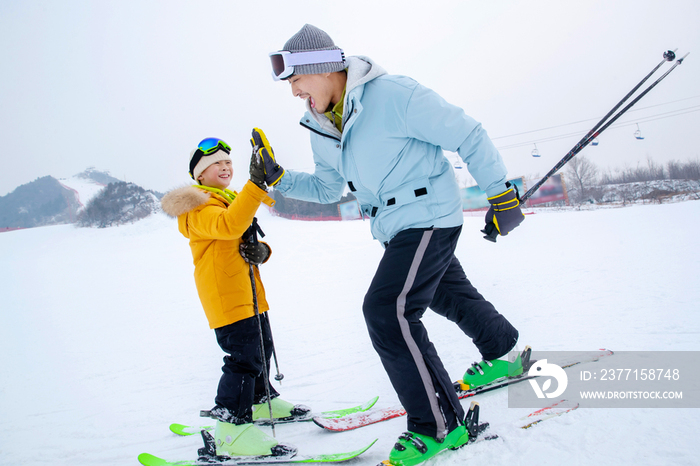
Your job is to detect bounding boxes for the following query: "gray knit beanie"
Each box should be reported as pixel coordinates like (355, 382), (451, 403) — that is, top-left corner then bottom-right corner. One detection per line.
(282, 24), (345, 76)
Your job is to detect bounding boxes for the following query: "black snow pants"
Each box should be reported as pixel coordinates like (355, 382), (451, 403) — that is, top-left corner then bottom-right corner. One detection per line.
(214, 313), (279, 424)
(362, 226), (518, 439)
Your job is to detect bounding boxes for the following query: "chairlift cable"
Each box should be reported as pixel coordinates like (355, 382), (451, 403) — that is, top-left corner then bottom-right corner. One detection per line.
(495, 105), (700, 150)
(491, 94), (700, 141)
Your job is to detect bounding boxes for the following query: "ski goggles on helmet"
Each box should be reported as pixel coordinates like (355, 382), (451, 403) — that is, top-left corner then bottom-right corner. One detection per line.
(189, 138), (232, 179)
(268, 49), (345, 81)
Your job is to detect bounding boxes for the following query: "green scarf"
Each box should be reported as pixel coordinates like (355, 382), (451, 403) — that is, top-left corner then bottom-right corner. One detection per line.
(324, 86), (347, 133)
(194, 185), (237, 204)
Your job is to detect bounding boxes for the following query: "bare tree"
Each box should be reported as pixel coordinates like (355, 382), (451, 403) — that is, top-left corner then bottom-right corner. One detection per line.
(645, 156), (666, 181)
(667, 158), (700, 180)
(565, 155), (599, 202)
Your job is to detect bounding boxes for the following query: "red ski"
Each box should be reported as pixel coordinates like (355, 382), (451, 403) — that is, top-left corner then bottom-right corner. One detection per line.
(315, 348), (611, 432)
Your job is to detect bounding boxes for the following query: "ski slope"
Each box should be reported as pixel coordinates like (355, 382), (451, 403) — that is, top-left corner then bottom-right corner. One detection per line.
(58, 175), (106, 208)
(1, 200), (698, 465)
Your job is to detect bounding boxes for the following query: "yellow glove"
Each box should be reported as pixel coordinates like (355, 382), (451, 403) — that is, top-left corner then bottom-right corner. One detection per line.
(250, 128), (285, 186)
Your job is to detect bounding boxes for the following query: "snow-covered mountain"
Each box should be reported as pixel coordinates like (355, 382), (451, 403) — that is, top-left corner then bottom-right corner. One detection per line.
(1, 200), (698, 465)
(58, 177), (106, 209)
(0, 169), (162, 230)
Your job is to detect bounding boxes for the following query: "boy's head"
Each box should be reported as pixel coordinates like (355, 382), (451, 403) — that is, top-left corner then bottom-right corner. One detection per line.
(189, 138), (233, 189)
(269, 24), (345, 81)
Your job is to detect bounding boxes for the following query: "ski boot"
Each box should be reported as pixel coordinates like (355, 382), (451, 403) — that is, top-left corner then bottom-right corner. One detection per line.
(382, 402), (481, 466)
(458, 346), (531, 390)
(197, 422), (297, 461)
(253, 397), (312, 423)
(200, 405), (239, 423)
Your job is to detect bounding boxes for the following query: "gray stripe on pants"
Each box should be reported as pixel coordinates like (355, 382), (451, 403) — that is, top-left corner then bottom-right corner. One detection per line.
(395, 229), (446, 439)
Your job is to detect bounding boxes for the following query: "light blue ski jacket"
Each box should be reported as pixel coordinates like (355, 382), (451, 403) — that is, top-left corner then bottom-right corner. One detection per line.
(275, 56), (509, 245)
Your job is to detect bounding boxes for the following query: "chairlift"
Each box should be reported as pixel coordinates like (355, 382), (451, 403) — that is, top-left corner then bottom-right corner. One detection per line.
(531, 143), (540, 157)
(634, 123), (645, 140)
(591, 137), (599, 146)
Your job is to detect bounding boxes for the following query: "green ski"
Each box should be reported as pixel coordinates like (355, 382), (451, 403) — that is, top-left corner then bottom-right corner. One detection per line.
(170, 397), (379, 436)
(138, 439), (377, 466)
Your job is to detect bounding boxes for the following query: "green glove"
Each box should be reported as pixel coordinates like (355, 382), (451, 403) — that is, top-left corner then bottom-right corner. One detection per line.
(250, 128), (285, 186)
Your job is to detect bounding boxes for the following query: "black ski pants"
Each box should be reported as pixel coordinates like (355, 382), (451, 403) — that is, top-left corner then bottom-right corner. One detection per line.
(214, 313), (279, 424)
(362, 226), (518, 439)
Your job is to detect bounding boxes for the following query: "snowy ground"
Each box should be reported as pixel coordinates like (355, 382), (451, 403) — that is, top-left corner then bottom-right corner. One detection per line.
(1, 200), (699, 465)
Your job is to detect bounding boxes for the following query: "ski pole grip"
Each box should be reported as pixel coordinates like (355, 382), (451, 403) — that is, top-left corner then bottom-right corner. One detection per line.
(246, 217), (265, 244)
(481, 223), (499, 243)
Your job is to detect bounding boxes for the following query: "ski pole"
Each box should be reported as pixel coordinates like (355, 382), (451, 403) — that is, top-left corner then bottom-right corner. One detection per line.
(519, 50), (687, 205)
(483, 49), (689, 242)
(573, 52), (689, 155)
(576, 49), (678, 146)
(245, 218), (284, 383)
(248, 263), (276, 437)
(244, 217), (279, 436)
(264, 312), (285, 383)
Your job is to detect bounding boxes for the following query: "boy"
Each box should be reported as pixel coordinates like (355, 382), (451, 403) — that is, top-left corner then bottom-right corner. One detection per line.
(160, 137), (303, 458)
(257, 24), (525, 465)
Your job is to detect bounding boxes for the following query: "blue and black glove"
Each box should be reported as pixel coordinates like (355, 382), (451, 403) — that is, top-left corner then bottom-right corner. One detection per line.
(482, 182), (525, 242)
(250, 128), (285, 187)
(249, 148), (267, 190)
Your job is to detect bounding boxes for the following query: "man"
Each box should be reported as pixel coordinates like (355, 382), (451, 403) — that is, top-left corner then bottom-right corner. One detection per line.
(255, 24), (525, 466)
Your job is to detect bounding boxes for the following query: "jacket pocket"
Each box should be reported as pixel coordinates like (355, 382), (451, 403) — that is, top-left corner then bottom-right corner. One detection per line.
(379, 176), (434, 210)
(217, 249), (252, 302)
(373, 177), (437, 240)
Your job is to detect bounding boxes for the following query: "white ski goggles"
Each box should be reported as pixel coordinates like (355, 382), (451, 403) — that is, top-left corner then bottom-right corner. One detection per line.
(268, 49), (345, 81)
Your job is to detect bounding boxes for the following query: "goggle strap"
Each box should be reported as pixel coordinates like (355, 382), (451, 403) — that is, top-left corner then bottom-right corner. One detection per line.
(283, 49), (344, 66)
(199, 140), (231, 154)
(202, 145), (231, 155)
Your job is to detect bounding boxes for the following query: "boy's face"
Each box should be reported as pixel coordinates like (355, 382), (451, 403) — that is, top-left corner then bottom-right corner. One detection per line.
(288, 73), (337, 113)
(197, 158), (233, 190)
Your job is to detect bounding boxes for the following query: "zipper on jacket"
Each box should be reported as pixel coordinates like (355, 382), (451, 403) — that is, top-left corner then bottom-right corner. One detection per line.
(341, 100), (355, 132)
(299, 95), (357, 143)
(300, 107), (376, 219)
(299, 121), (341, 142)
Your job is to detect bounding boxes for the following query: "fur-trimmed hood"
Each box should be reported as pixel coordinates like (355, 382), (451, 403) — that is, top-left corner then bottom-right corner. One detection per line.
(160, 185), (213, 218)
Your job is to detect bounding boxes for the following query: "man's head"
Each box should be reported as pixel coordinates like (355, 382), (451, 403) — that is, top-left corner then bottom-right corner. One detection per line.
(189, 138), (233, 189)
(269, 24), (345, 81)
(270, 25), (347, 112)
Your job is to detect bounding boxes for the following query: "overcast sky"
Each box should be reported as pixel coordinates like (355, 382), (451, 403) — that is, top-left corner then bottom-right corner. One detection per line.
(1, 0), (698, 196)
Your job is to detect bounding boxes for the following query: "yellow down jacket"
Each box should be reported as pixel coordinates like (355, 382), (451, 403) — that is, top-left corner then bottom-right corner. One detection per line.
(160, 181), (276, 329)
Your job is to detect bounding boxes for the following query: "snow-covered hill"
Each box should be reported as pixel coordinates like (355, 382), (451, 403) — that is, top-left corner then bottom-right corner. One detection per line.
(57, 170), (117, 210)
(58, 176), (106, 209)
(1, 201), (698, 465)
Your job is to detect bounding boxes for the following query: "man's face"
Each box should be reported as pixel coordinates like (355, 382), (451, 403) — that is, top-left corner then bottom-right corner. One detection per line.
(288, 73), (335, 112)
